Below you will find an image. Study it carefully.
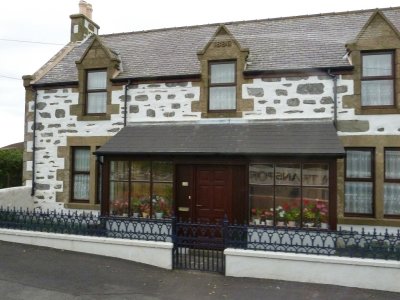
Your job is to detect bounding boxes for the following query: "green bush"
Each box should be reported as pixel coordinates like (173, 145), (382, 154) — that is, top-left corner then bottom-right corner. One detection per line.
(0, 149), (23, 189)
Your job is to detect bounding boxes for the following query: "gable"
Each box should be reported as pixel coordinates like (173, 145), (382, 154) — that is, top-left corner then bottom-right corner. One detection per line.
(76, 36), (120, 69)
(352, 10), (400, 49)
(197, 25), (248, 59)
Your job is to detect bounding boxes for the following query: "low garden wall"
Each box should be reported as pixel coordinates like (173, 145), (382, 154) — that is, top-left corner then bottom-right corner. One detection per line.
(224, 248), (400, 293)
(0, 186), (34, 209)
(0, 228), (173, 269)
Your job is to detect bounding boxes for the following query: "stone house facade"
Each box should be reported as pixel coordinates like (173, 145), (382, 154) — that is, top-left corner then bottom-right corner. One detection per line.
(22, 2), (400, 230)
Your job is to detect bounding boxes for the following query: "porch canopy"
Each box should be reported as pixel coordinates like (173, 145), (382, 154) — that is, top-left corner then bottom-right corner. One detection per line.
(96, 121), (344, 157)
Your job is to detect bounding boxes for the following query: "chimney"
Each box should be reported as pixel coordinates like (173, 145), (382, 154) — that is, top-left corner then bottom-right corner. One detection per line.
(79, 0), (93, 19)
(70, 1), (99, 43)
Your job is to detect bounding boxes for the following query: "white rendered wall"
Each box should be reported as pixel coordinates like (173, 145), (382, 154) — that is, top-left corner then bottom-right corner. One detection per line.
(0, 186), (35, 209)
(0, 228), (173, 269)
(225, 248), (400, 293)
(25, 75), (400, 210)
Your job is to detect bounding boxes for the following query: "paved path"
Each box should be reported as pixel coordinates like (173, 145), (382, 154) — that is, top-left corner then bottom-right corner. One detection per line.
(0, 241), (398, 300)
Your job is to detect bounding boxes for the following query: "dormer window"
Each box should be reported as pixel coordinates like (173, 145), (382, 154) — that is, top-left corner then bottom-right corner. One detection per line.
(86, 69), (107, 114)
(209, 61), (236, 111)
(361, 51), (394, 107)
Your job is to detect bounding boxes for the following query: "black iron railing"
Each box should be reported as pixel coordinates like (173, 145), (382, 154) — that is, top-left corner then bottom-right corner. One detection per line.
(225, 223), (400, 260)
(0, 207), (172, 242)
(0, 207), (399, 261)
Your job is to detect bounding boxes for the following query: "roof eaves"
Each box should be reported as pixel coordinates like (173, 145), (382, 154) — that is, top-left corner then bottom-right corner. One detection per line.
(31, 42), (77, 85)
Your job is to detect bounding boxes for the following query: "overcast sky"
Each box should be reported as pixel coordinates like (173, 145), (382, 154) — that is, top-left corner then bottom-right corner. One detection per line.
(1, 0), (400, 148)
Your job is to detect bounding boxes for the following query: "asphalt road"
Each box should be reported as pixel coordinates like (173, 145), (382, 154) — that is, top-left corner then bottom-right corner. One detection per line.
(0, 241), (398, 300)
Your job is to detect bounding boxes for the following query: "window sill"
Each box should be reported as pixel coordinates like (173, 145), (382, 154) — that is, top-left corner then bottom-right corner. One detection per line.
(202, 111), (242, 118)
(359, 106), (400, 115)
(77, 114), (111, 121)
(338, 216), (400, 227)
(65, 203), (100, 211)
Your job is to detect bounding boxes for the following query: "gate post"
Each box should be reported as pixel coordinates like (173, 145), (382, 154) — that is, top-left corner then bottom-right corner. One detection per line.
(171, 214), (177, 245)
(222, 214), (229, 249)
(171, 214), (177, 269)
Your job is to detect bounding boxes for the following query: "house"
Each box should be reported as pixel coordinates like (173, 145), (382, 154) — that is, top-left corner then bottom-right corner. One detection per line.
(22, 1), (400, 230)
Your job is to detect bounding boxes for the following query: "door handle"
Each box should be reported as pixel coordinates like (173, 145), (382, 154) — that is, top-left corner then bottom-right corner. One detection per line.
(196, 204), (203, 207)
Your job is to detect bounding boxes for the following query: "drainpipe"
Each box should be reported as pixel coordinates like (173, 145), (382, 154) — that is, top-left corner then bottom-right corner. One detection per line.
(327, 69), (338, 129)
(31, 88), (38, 196)
(124, 80), (132, 127)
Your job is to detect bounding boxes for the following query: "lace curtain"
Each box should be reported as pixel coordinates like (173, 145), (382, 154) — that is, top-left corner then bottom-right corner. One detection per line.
(362, 53), (393, 106)
(209, 63), (236, 110)
(87, 71), (107, 113)
(345, 150), (373, 214)
(384, 150), (400, 215)
(73, 148), (90, 200)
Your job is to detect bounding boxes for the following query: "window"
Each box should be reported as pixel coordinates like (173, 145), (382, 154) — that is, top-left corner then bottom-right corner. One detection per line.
(86, 69), (107, 114)
(209, 61), (236, 111)
(249, 163), (330, 228)
(361, 51), (394, 107)
(344, 149), (374, 215)
(384, 149), (400, 217)
(71, 147), (90, 202)
(109, 160), (173, 218)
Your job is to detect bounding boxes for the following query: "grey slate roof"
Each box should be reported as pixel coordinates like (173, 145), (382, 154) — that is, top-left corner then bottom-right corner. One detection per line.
(36, 7), (400, 85)
(96, 121), (344, 156)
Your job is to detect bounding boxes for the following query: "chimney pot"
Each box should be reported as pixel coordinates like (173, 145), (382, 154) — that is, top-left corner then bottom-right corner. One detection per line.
(79, 0), (93, 19)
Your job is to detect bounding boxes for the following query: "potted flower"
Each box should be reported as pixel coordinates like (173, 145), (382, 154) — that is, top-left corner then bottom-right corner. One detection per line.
(275, 206), (286, 226)
(140, 202), (150, 218)
(111, 199), (128, 216)
(264, 210), (274, 226)
(131, 199), (141, 218)
(303, 202), (317, 227)
(153, 196), (168, 219)
(251, 208), (262, 225)
(315, 201), (328, 229)
(285, 207), (300, 227)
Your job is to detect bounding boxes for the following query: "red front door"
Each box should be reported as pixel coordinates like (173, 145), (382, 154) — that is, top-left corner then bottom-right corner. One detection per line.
(196, 166), (232, 223)
(176, 164), (246, 224)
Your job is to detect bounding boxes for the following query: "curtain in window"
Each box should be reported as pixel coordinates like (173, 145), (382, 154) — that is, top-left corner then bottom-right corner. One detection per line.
(384, 183), (400, 215)
(88, 71), (107, 89)
(209, 87), (236, 110)
(74, 148), (90, 172)
(211, 63), (235, 84)
(345, 182), (373, 214)
(346, 150), (371, 178)
(385, 150), (400, 179)
(87, 92), (107, 113)
(363, 54), (392, 76)
(361, 80), (393, 106)
(74, 174), (90, 200)
(73, 148), (90, 200)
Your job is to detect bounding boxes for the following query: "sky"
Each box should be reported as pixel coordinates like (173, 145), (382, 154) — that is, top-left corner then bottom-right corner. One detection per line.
(1, 0), (400, 148)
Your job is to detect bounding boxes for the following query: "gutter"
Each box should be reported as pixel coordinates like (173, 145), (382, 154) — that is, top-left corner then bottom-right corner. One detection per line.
(31, 89), (38, 196)
(327, 69), (338, 129)
(124, 80), (132, 127)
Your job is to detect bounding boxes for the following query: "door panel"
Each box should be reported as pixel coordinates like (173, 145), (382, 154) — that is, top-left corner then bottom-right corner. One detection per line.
(176, 164), (246, 224)
(175, 165), (194, 221)
(195, 166), (231, 223)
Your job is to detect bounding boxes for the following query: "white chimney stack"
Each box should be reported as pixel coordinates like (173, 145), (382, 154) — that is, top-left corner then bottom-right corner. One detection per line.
(70, 1), (99, 42)
(79, 0), (93, 19)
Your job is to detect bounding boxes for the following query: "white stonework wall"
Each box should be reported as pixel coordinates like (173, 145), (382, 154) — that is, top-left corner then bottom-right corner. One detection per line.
(26, 82), (201, 209)
(25, 75), (400, 210)
(242, 76), (353, 120)
(26, 88), (125, 210)
(125, 82), (201, 122)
